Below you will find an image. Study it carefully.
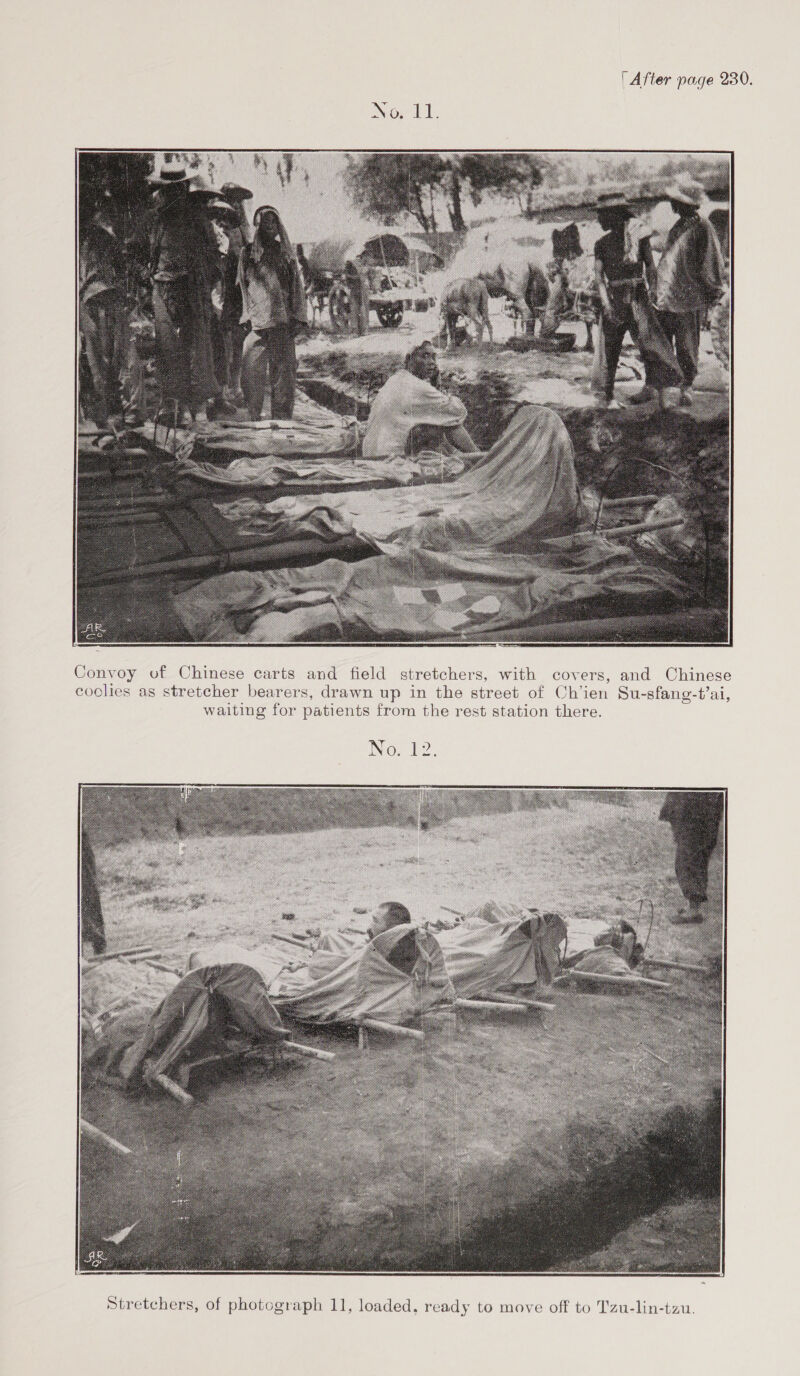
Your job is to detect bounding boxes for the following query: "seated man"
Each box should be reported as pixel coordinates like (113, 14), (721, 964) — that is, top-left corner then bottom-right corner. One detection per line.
(362, 341), (477, 457)
(367, 901), (418, 976)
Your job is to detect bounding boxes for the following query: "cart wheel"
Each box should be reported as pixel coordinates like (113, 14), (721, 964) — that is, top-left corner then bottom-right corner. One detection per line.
(328, 283), (351, 332)
(377, 303), (404, 328)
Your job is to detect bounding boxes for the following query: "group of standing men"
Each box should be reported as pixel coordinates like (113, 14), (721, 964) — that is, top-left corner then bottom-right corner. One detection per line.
(79, 162), (307, 431)
(591, 177), (726, 409)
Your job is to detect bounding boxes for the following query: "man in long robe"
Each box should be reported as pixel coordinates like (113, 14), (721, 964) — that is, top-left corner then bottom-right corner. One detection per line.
(79, 193), (127, 425)
(237, 205), (307, 420)
(654, 179), (726, 405)
(148, 165), (218, 426)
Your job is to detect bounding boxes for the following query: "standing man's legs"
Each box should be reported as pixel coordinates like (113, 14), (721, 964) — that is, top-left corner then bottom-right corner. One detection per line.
(593, 315), (626, 406)
(662, 791), (724, 924)
(266, 324), (297, 419)
(241, 328), (270, 420)
(658, 308), (701, 398)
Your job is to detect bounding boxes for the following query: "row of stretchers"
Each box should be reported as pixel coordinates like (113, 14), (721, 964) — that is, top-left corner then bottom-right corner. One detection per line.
(82, 902), (662, 1104)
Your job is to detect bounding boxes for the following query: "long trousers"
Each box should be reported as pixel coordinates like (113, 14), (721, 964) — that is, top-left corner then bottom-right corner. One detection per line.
(661, 792), (724, 904)
(656, 308), (701, 386)
(241, 324), (296, 419)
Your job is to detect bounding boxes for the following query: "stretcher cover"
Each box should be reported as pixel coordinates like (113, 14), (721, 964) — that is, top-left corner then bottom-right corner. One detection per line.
(437, 901), (567, 997)
(174, 535), (685, 642)
(268, 925), (454, 1025)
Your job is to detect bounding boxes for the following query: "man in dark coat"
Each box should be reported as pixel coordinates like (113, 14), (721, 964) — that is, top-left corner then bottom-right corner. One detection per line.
(80, 829), (106, 954)
(659, 791), (724, 924)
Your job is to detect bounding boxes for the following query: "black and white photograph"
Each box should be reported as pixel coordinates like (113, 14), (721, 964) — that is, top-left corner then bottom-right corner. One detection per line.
(75, 150), (731, 647)
(78, 786), (725, 1274)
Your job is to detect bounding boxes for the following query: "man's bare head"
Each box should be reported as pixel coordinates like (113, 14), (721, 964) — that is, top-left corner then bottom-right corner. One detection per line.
(368, 901), (412, 939)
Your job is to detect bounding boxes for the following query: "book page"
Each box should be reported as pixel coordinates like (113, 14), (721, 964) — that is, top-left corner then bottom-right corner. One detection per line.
(0, 3), (796, 1374)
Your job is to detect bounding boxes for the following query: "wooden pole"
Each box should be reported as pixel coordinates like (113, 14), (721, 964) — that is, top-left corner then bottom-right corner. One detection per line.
(455, 997), (531, 1013)
(554, 970), (671, 991)
(78, 534), (365, 588)
(600, 494), (659, 507)
(84, 945), (157, 963)
(80, 1119), (133, 1156)
(284, 1041), (336, 1062)
(358, 1018), (424, 1041)
(480, 992), (556, 1012)
(150, 1072), (195, 1105)
(642, 956), (707, 975)
(599, 515), (685, 539)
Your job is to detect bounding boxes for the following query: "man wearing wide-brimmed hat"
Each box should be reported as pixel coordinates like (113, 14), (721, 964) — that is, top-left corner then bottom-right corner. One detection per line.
(147, 161), (219, 426)
(591, 192), (683, 409)
(653, 178), (726, 405)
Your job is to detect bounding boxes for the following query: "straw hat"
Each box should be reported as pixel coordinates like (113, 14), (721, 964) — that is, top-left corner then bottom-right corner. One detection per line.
(665, 178), (704, 208)
(595, 192), (633, 215)
(221, 182), (253, 203)
(189, 173), (225, 199)
(146, 163), (196, 188)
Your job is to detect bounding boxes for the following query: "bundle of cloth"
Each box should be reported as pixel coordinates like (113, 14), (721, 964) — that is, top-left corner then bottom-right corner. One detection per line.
(561, 918), (644, 982)
(81, 957), (179, 1064)
(174, 450), (465, 492)
(142, 391), (360, 459)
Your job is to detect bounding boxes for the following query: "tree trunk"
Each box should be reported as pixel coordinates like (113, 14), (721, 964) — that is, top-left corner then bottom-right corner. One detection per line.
(428, 185), (438, 232)
(411, 182), (429, 232)
(448, 172), (466, 231)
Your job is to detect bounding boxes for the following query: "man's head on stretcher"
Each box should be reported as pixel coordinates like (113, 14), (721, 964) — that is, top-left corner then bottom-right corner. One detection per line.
(367, 902), (418, 977)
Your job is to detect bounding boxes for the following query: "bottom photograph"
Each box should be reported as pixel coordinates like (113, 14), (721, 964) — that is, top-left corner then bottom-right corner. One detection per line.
(78, 786), (725, 1275)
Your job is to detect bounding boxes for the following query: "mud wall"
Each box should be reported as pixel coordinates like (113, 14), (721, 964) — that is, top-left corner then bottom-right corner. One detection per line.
(81, 786), (631, 847)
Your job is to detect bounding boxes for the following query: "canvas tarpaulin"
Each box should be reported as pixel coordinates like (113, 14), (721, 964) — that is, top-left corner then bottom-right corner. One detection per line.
(207, 404), (582, 548)
(174, 535), (685, 642)
(437, 901), (568, 998)
(268, 925), (454, 1025)
(110, 955), (286, 1086)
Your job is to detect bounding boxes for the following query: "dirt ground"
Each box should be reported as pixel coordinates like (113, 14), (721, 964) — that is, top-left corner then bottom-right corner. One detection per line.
(79, 795), (724, 1273)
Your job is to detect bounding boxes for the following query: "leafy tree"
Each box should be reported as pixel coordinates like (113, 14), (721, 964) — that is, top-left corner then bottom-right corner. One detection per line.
(344, 153), (449, 231)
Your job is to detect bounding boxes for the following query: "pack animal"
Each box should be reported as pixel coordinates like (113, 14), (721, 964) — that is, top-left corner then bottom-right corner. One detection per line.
(440, 276), (493, 348)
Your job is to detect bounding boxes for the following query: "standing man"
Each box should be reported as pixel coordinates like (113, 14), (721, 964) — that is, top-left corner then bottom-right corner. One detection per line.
(237, 205), (307, 420)
(148, 164), (218, 429)
(654, 179), (726, 407)
(660, 791), (724, 925)
(79, 187), (127, 426)
(219, 182), (253, 401)
(80, 829), (106, 955)
(592, 193), (683, 409)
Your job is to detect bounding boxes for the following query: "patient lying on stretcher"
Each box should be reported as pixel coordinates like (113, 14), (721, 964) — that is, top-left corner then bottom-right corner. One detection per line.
(362, 341), (478, 459)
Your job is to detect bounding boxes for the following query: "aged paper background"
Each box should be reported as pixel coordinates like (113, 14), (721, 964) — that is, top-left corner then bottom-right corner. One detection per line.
(1, 1), (797, 1371)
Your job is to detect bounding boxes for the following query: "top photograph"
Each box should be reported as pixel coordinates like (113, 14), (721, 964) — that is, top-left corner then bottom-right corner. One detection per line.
(75, 149), (731, 646)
